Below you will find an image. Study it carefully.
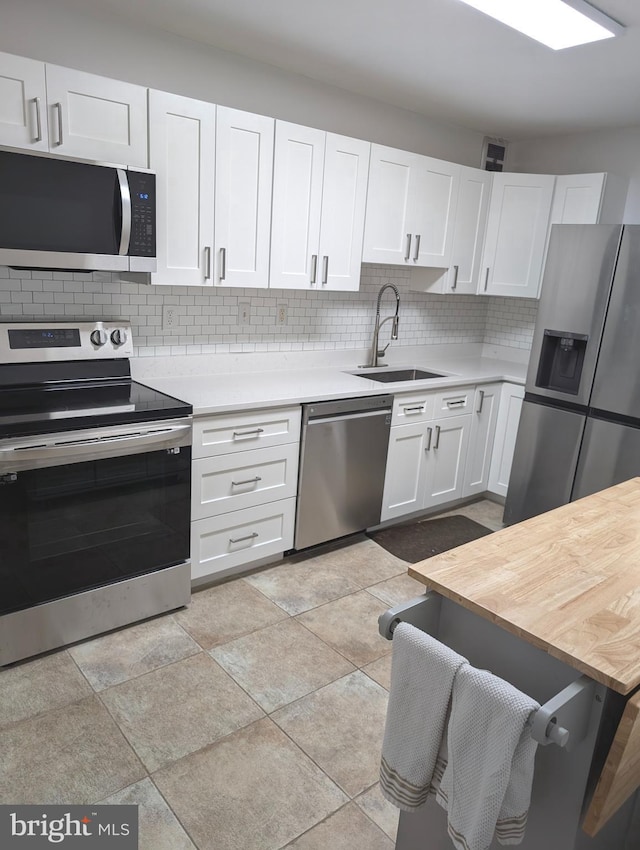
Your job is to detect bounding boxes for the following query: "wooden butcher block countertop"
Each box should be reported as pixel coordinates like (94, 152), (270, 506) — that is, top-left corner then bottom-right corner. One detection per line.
(409, 478), (640, 696)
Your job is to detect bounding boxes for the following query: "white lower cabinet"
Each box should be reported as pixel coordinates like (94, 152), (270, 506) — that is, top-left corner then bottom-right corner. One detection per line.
(191, 499), (296, 580)
(381, 389), (473, 521)
(488, 383), (525, 498)
(463, 383), (501, 497)
(190, 406), (301, 581)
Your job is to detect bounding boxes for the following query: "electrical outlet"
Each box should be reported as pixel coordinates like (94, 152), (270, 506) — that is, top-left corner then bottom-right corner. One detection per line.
(277, 304), (287, 324)
(162, 305), (177, 331)
(238, 299), (251, 325)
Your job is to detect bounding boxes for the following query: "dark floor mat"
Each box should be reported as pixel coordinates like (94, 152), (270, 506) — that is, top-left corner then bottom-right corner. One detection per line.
(367, 514), (493, 563)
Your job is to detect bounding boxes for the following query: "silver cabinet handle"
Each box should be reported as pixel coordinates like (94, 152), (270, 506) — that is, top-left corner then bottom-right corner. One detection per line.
(219, 247), (226, 281)
(116, 169), (131, 256)
(447, 399), (466, 408)
(54, 102), (63, 146)
(229, 532), (259, 544)
(204, 246), (211, 280)
(404, 405), (425, 413)
(413, 234), (421, 262)
(322, 255), (328, 285)
(231, 476), (262, 487)
(477, 390), (485, 414)
(451, 265), (459, 291)
(310, 254), (318, 284)
(233, 428), (264, 439)
(404, 234), (412, 262)
(484, 267), (490, 292)
(425, 426), (433, 451)
(434, 425), (441, 449)
(32, 97), (42, 142)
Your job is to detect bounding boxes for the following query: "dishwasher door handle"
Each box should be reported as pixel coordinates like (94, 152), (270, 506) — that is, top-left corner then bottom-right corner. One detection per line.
(307, 409), (391, 426)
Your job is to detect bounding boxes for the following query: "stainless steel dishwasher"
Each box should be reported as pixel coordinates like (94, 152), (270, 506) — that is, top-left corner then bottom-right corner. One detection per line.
(294, 395), (393, 550)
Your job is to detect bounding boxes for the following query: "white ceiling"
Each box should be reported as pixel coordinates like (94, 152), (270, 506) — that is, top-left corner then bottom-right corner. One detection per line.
(78, 0), (639, 139)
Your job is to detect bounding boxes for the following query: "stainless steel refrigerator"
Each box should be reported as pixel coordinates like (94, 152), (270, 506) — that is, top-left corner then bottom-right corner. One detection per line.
(504, 223), (640, 524)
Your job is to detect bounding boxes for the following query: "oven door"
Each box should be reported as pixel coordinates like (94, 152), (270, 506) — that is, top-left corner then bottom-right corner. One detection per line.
(0, 418), (191, 618)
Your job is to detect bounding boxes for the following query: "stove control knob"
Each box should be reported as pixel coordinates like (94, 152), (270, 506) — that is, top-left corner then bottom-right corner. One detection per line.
(90, 328), (108, 347)
(111, 328), (128, 346)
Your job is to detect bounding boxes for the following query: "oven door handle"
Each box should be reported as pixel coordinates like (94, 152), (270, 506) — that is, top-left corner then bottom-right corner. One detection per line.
(0, 422), (191, 469)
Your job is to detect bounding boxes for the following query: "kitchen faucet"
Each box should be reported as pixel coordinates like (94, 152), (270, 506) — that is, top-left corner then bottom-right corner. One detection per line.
(366, 283), (401, 367)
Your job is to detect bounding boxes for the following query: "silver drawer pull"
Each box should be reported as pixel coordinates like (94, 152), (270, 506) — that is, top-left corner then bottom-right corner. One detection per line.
(451, 264), (459, 291)
(484, 267), (490, 291)
(310, 254), (318, 284)
(404, 405), (425, 413)
(434, 425), (441, 449)
(231, 476), (262, 487)
(322, 255), (329, 285)
(425, 426), (433, 451)
(233, 428), (265, 438)
(229, 532), (259, 544)
(413, 233), (421, 262)
(447, 400), (466, 407)
(477, 390), (485, 414)
(54, 102), (63, 146)
(404, 233), (412, 262)
(220, 246), (226, 281)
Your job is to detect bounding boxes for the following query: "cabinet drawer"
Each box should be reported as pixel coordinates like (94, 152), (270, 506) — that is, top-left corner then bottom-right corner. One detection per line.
(192, 443), (299, 520)
(191, 498), (295, 580)
(391, 392), (435, 425)
(432, 386), (474, 418)
(193, 406), (301, 458)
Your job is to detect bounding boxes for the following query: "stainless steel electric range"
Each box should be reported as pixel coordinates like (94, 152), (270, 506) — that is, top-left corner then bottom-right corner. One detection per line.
(0, 321), (192, 666)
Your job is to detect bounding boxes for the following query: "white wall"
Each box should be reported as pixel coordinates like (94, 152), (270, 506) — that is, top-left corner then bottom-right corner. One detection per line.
(510, 126), (640, 222)
(0, 0), (485, 165)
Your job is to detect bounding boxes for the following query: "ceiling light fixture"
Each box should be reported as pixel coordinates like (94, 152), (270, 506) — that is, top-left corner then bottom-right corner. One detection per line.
(457, 0), (625, 50)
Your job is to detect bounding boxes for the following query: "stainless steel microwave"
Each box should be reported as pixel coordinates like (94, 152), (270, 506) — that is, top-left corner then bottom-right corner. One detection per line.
(0, 150), (156, 272)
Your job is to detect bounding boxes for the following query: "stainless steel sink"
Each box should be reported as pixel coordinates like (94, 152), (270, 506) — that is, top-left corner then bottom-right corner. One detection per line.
(354, 368), (446, 383)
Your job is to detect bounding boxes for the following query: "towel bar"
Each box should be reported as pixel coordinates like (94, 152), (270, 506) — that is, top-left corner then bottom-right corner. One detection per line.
(379, 593), (600, 750)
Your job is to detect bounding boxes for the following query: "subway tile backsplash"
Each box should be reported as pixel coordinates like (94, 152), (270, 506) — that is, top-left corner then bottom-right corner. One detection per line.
(0, 265), (537, 357)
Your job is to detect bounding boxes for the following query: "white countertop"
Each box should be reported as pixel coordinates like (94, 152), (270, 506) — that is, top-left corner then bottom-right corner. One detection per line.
(134, 346), (528, 416)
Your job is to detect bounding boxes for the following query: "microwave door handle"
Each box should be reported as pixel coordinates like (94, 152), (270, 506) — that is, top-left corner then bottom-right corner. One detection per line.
(117, 169), (132, 256)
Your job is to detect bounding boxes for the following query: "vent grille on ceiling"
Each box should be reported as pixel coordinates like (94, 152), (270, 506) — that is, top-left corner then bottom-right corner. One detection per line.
(481, 136), (509, 172)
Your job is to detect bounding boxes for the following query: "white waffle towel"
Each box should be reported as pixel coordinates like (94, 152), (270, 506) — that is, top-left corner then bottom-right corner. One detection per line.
(379, 622), (467, 809)
(436, 664), (540, 850)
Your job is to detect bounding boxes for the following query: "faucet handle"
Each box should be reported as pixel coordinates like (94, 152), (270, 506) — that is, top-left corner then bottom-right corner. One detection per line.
(377, 343), (391, 358)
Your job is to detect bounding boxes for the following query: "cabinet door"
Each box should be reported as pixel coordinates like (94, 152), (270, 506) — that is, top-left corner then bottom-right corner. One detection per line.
(488, 383), (525, 497)
(446, 166), (492, 293)
(463, 384), (500, 497)
(423, 415), (471, 508)
(0, 51), (48, 151)
(411, 157), (459, 268)
(214, 107), (274, 288)
(45, 64), (148, 166)
(317, 133), (370, 291)
(362, 145), (418, 265)
(481, 173), (555, 298)
(549, 173), (605, 225)
(269, 121), (325, 289)
(149, 90), (215, 286)
(381, 422), (428, 521)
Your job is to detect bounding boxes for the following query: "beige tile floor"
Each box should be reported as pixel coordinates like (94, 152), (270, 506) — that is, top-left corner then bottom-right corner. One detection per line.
(0, 499), (504, 850)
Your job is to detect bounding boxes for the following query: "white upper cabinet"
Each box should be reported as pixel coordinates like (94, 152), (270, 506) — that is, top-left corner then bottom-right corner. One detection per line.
(363, 145), (459, 268)
(0, 51), (148, 166)
(549, 173), (607, 225)
(411, 165), (491, 294)
(270, 122), (370, 290)
(480, 172), (556, 299)
(0, 52), (48, 151)
(149, 90), (215, 287)
(214, 107), (274, 289)
(45, 65), (148, 166)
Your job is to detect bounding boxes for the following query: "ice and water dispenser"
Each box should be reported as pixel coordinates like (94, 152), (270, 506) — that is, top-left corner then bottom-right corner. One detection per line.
(535, 330), (588, 395)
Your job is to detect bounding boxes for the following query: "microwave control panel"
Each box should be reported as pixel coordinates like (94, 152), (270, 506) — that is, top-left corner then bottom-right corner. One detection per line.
(128, 171), (156, 258)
